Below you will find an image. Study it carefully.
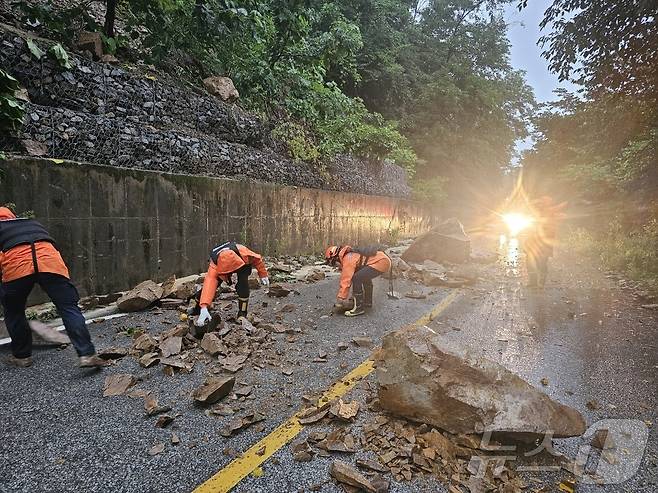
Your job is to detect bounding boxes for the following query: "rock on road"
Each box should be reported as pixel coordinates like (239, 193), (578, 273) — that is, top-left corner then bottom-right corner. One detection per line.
(0, 239), (656, 492)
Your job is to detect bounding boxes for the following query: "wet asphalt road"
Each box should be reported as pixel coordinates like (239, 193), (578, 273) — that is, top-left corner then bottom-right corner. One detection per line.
(0, 239), (656, 493)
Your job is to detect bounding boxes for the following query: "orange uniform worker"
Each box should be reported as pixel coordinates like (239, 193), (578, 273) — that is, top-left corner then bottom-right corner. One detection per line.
(325, 245), (391, 317)
(196, 241), (269, 325)
(0, 207), (104, 368)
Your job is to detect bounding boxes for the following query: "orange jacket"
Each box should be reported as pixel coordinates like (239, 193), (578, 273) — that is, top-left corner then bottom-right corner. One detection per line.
(336, 249), (391, 300)
(0, 208), (69, 283)
(200, 244), (268, 307)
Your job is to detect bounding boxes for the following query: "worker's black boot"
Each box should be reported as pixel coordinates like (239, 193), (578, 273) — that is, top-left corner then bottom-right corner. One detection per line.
(363, 283), (373, 309)
(345, 291), (366, 317)
(237, 297), (249, 321)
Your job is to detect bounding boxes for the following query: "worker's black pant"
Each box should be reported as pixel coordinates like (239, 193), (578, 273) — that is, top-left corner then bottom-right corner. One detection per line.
(233, 265), (252, 298)
(351, 266), (381, 295)
(1, 273), (95, 359)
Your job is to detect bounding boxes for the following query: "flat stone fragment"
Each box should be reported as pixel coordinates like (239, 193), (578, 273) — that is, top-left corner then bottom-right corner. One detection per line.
(193, 376), (235, 405)
(159, 336), (182, 357)
(267, 284), (291, 297)
(352, 337), (373, 348)
(200, 332), (226, 356)
(133, 333), (158, 352)
(98, 346), (129, 360)
(329, 460), (376, 493)
(117, 280), (164, 312)
(103, 374), (137, 397)
(139, 352), (160, 368)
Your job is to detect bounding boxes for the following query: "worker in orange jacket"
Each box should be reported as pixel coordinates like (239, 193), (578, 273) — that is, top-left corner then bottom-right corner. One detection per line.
(325, 245), (391, 317)
(196, 241), (269, 325)
(0, 207), (105, 368)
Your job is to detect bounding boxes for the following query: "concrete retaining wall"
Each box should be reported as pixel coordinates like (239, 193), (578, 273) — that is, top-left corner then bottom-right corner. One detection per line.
(0, 157), (432, 297)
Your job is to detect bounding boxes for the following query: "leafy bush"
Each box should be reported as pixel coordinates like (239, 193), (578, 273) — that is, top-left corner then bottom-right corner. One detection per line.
(565, 218), (658, 292)
(411, 176), (449, 209)
(272, 121), (320, 163)
(0, 69), (24, 133)
(7, 0), (537, 187)
(12, 0), (99, 40)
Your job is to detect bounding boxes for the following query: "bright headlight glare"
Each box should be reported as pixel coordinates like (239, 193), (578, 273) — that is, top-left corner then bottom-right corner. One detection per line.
(503, 213), (533, 236)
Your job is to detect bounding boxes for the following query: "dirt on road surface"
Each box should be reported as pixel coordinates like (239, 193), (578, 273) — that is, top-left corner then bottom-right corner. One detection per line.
(1, 239), (656, 493)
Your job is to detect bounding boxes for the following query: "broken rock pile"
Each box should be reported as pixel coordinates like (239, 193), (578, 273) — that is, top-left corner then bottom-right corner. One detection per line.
(117, 274), (204, 312)
(375, 325), (587, 440)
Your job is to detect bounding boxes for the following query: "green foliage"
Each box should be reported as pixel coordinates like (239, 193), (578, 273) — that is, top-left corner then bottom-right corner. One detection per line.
(272, 121), (320, 162)
(538, 1), (658, 99)
(26, 38), (45, 59)
(100, 33), (126, 55)
(12, 0), (534, 191)
(521, 1), (658, 290)
(381, 226), (400, 246)
(49, 43), (73, 69)
(0, 69), (25, 133)
(565, 220), (658, 293)
(411, 176), (449, 209)
(26, 36), (72, 69)
(1, 203), (34, 219)
(12, 0), (100, 41)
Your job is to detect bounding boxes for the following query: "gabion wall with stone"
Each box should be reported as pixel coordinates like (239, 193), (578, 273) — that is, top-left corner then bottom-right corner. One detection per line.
(0, 25), (411, 197)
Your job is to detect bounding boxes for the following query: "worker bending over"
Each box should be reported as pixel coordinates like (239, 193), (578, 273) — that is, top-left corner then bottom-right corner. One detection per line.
(325, 245), (391, 317)
(0, 207), (104, 368)
(196, 241), (269, 325)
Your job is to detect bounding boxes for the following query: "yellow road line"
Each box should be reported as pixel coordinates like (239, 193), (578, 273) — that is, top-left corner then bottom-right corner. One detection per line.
(193, 289), (462, 493)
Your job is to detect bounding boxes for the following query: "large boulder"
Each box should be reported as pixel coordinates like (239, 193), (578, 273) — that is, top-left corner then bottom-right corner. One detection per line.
(203, 76), (240, 103)
(117, 280), (164, 312)
(402, 218), (470, 264)
(376, 325), (586, 440)
(162, 274), (202, 300)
